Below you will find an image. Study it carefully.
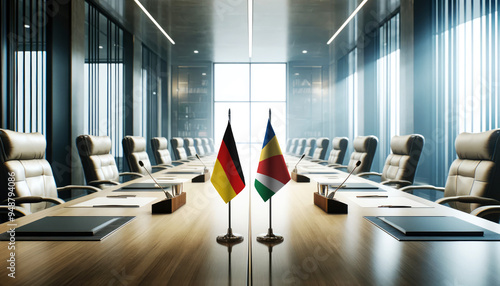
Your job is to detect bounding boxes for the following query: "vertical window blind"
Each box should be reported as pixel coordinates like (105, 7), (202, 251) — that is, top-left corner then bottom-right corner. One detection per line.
(434, 0), (499, 184)
(6, 0), (46, 134)
(377, 12), (400, 166)
(84, 1), (125, 167)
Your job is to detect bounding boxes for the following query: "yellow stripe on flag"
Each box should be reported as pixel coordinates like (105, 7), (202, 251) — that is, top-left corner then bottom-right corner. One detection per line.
(259, 136), (283, 161)
(211, 159), (238, 203)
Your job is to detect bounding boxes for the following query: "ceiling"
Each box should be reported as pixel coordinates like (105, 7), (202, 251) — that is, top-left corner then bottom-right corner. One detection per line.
(92, 0), (400, 63)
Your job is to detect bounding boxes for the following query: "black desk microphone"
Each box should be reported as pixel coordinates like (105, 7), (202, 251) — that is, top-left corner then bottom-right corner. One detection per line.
(195, 154), (208, 172)
(327, 160), (361, 199)
(139, 160), (173, 199)
(293, 154), (306, 173)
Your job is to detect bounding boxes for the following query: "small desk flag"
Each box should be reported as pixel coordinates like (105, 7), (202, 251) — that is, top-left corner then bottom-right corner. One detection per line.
(211, 122), (246, 203)
(255, 119), (290, 202)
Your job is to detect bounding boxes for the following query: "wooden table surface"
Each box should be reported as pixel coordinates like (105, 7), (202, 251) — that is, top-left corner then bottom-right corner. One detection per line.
(1, 155), (500, 285)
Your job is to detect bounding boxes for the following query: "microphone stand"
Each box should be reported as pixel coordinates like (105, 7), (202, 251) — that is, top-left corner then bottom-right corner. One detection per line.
(291, 154), (310, 182)
(139, 160), (172, 198)
(327, 161), (361, 199)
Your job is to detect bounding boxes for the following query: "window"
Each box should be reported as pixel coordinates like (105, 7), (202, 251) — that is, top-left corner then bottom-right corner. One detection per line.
(6, 0), (47, 133)
(214, 63), (287, 173)
(377, 13), (400, 164)
(434, 0), (499, 184)
(84, 2), (125, 167)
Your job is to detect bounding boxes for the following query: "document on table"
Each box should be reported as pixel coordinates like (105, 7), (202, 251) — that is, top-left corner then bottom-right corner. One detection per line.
(69, 197), (157, 208)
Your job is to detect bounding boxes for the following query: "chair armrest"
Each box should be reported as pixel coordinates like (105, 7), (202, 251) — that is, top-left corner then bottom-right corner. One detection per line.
(57, 185), (101, 193)
(119, 172), (144, 178)
(331, 165), (347, 169)
(357, 172), (382, 178)
(88, 179), (120, 188)
(152, 165), (170, 171)
(436, 196), (500, 206)
(399, 185), (445, 193)
(471, 205), (500, 218)
(3, 196), (65, 205)
(380, 180), (413, 188)
(0, 205), (29, 217)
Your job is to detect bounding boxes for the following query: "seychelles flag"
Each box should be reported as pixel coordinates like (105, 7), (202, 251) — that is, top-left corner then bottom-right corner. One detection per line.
(211, 122), (246, 203)
(255, 119), (290, 202)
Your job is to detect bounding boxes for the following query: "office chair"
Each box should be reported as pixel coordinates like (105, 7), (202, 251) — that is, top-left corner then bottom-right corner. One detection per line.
(358, 134), (424, 188)
(303, 138), (316, 158)
(295, 138), (307, 157)
(309, 138), (330, 161)
(288, 138), (298, 155)
(202, 138), (212, 155)
(208, 138), (215, 154)
(76, 135), (143, 188)
(319, 137), (349, 166)
(333, 136), (378, 175)
(401, 129), (500, 220)
(194, 138), (205, 156)
(286, 139), (292, 154)
(0, 129), (100, 219)
(171, 137), (190, 161)
(123, 136), (169, 176)
(151, 137), (182, 167)
(184, 138), (197, 158)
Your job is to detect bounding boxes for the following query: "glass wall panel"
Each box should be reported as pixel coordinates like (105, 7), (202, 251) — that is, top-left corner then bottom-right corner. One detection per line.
(84, 1), (125, 169)
(6, 0), (47, 133)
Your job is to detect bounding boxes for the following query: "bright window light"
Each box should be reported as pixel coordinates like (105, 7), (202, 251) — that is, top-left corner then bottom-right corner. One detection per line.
(327, 0), (368, 45)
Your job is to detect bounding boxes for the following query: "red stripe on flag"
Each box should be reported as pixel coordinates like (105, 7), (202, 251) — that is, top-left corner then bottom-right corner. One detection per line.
(256, 155), (290, 184)
(217, 141), (246, 194)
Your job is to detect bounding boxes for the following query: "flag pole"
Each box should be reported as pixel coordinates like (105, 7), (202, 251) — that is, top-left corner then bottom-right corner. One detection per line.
(217, 108), (244, 244)
(257, 109), (284, 244)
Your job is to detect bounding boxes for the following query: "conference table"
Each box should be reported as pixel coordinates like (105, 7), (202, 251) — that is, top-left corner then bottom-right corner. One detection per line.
(1, 154), (500, 285)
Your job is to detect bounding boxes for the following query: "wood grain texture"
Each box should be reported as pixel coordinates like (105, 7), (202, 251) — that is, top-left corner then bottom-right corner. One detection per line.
(1, 157), (500, 285)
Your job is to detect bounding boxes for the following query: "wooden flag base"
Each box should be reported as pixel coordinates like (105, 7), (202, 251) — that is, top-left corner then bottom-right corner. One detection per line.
(291, 170), (310, 182)
(314, 192), (348, 214)
(152, 192), (186, 214)
(192, 169), (210, 183)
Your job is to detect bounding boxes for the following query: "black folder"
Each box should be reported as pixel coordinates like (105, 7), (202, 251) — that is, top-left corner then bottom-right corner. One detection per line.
(0, 216), (135, 241)
(378, 216), (484, 236)
(15, 216), (119, 236)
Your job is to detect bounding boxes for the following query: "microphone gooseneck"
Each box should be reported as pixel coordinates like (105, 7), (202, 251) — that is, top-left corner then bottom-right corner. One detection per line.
(293, 154), (306, 173)
(139, 160), (173, 199)
(327, 160), (361, 199)
(195, 154), (208, 171)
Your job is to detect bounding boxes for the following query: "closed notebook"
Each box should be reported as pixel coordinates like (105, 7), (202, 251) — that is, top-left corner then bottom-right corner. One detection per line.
(378, 216), (484, 236)
(15, 216), (120, 237)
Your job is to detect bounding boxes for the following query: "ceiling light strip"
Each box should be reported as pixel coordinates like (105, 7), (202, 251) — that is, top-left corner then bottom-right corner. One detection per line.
(327, 0), (368, 45)
(134, 0), (175, 45)
(248, 0), (253, 58)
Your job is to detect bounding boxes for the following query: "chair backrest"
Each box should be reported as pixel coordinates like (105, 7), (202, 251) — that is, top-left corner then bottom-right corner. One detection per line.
(151, 137), (173, 165)
(290, 138), (299, 155)
(303, 138), (316, 157)
(381, 134), (425, 184)
(328, 137), (348, 165)
(347, 136), (378, 174)
(208, 138), (215, 153)
(0, 129), (58, 214)
(122, 136), (152, 175)
(312, 138), (330, 160)
(444, 129), (500, 213)
(184, 138), (197, 157)
(194, 138), (205, 156)
(202, 138), (211, 155)
(170, 137), (188, 160)
(295, 138), (306, 156)
(286, 139), (292, 153)
(76, 135), (120, 184)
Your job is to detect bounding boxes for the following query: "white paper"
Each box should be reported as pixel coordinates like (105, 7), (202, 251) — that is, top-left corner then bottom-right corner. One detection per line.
(346, 195), (432, 208)
(69, 197), (157, 208)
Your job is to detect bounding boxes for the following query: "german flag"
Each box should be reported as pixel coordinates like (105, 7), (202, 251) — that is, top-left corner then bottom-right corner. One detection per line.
(211, 122), (246, 203)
